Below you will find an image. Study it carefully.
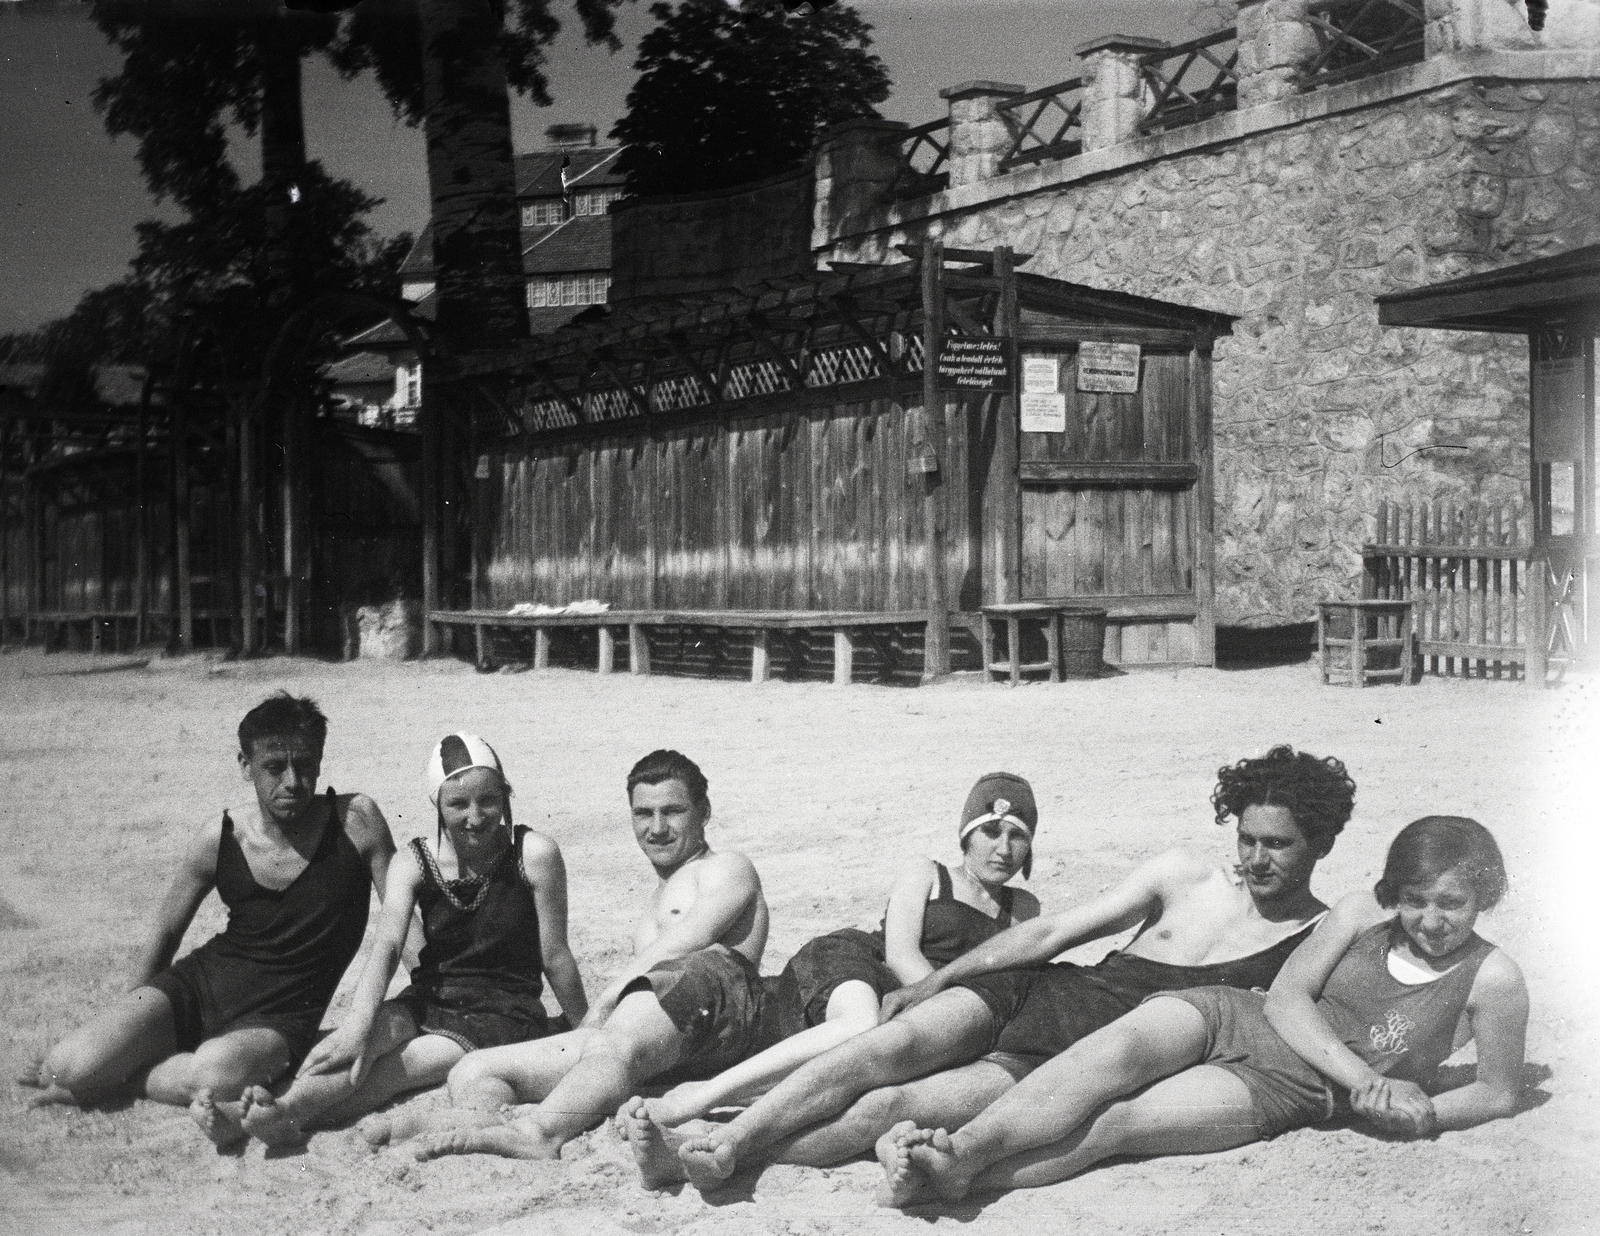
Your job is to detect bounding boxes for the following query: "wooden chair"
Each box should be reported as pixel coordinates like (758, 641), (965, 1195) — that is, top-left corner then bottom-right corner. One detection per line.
(1317, 599), (1416, 687)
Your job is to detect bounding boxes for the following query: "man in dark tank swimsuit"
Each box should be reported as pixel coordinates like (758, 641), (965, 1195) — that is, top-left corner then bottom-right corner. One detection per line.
(22, 694), (405, 1147)
(642, 746), (1358, 1193)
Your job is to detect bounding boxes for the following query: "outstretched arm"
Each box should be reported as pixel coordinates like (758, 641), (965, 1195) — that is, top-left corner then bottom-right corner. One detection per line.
(344, 794), (423, 969)
(879, 849), (1185, 1021)
(523, 832), (588, 1028)
(1429, 950), (1528, 1131)
(584, 852), (761, 1027)
(299, 848), (423, 1082)
(880, 860), (939, 986)
(127, 817), (220, 991)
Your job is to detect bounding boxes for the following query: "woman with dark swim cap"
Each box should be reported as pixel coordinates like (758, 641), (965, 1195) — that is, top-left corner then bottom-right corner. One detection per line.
(229, 733), (589, 1148)
(628, 773), (1041, 1131)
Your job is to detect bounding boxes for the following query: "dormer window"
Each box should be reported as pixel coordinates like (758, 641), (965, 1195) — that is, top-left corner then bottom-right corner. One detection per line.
(522, 199), (566, 227)
(573, 189), (625, 217)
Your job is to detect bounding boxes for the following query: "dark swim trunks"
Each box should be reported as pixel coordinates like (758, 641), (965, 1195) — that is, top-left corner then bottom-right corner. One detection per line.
(622, 944), (776, 1080)
(391, 982), (551, 1053)
(148, 955), (326, 1064)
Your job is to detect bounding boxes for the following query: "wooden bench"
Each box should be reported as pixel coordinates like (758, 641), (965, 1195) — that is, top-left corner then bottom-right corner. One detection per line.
(31, 611), (143, 654)
(430, 609), (932, 685)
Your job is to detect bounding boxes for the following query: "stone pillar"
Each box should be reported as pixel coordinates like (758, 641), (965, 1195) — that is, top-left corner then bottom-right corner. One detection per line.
(1235, 0), (1319, 108)
(813, 118), (908, 246)
(939, 81), (1024, 187)
(1074, 36), (1165, 152)
(1422, 0), (1556, 53)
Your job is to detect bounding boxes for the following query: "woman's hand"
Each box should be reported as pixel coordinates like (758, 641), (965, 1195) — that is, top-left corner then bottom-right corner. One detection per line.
(298, 1022), (373, 1084)
(1350, 1075), (1438, 1138)
(879, 973), (943, 1023)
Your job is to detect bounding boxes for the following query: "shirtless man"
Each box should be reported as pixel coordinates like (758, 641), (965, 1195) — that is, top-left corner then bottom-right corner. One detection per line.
(20, 693), (402, 1148)
(398, 748), (769, 1161)
(622, 745), (1356, 1191)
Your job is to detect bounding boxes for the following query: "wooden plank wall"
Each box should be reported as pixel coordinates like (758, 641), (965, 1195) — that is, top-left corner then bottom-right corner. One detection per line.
(1017, 346), (1200, 665)
(482, 390), (969, 615)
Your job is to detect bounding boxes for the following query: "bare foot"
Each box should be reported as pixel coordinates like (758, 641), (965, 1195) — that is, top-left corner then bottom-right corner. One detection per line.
(357, 1112), (395, 1148)
(618, 1097), (689, 1189)
(647, 1080), (717, 1127)
(14, 1050), (45, 1088)
(239, 1085), (307, 1148)
(874, 1120), (938, 1208)
(23, 1084), (78, 1109)
(904, 1127), (976, 1203)
(190, 1088), (248, 1148)
(413, 1119), (562, 1162)
(677, 1131), (739, 1193)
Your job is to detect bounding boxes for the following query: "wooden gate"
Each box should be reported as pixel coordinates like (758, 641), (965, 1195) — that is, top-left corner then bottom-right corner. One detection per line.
(1016, 339), (1211, 665)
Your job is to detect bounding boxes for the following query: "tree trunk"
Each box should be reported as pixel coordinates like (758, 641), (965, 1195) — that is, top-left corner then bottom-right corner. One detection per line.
(414, 0), (530, 642)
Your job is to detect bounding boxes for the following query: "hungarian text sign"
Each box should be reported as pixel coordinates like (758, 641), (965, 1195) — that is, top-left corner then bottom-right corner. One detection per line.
(936, 336), (1014, 393)
(1077, 341), (1141, 393)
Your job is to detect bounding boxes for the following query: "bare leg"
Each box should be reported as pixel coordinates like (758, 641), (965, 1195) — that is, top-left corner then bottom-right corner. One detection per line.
(418, 992), (684, 1161)
(896, 996), (1215, 1202)
(776, 1059), (1019, 1167)
(675, 987), (994, 1191)
(648, 980), (880, 1126)
(446, 1027), (595, 1109)
(169, 1028), (295, 1147)
(243, 1007), (462, 1147)
(32, 987), (177, 1105)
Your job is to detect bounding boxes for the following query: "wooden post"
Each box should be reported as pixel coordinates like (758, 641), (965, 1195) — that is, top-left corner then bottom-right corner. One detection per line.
(134, 382), (149, 646)
(172, 400), (193, 651)
(283, 398), (303, 654)
(1188, 338), (1217, 666)
(1526, 550), (1548, 687)
(597, 624), (615, 674)
(534, 626), (550, 669)
(920, 240), (951, 681)
(238, 401), (258, 656)
(420, 392), (441, 655)
(749, 627), (770, 683)
(0, 420), (10, 645)
(833, 628), (855, 685)
(474, 622), (489, 670)
(995, 247), (1021, 605)
(630, 622), (652, 675)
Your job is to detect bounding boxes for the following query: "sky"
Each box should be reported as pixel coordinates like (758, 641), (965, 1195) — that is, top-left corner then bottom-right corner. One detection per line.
(0, 0), (1200, 338)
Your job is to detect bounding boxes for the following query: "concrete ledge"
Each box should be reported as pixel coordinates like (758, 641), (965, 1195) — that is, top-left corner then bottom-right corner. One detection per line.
(816, 48), (1600, 252)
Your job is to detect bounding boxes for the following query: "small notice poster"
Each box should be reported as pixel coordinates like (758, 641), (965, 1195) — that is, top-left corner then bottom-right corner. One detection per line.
(1020, 392), (1067, 434)
(1022, 355), (1060, 394)
(1077, 341), (1141, 393)
(936, 336), (1014, 393)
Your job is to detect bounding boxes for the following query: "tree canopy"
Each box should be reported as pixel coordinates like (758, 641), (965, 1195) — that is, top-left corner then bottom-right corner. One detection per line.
(613, 0), (891, 197)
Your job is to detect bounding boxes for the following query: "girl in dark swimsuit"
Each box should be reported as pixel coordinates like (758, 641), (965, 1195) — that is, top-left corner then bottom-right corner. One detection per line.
(639, 773), (1042, 1127)
(879, 816), (1531, 1205)
(234, 733), (588, 1147)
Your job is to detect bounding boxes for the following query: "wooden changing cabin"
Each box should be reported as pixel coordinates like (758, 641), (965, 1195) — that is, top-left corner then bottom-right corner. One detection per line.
(442, 244), (1234, 681)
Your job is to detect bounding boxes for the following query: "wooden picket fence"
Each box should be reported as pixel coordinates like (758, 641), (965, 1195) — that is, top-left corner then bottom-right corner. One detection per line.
(1362, 499), (1536, 680)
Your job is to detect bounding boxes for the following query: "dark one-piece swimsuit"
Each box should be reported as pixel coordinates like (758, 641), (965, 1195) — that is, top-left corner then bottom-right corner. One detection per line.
(392, 826), (552, 1052)
(146, 789), (370, 1066)
(769, 862), (1019, 1040)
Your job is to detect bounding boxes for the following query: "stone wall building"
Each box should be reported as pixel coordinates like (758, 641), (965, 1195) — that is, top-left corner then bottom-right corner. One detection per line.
(798, 0), (1600, 628)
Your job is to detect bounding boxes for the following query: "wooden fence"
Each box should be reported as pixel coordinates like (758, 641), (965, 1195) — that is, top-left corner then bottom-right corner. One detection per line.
(1362, 499), (1535, 680)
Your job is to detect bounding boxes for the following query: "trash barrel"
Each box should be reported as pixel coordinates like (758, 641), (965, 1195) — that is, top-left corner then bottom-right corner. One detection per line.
(1057, 607), (1108, 678)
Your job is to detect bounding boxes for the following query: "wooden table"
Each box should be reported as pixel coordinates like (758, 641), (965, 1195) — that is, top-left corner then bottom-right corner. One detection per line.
(980, 602), (1107, 685)
(430, 609), (931, 685)
(1317, 599), (1416, 687)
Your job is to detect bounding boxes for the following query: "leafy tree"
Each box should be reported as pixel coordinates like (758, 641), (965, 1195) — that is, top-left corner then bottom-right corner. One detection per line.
(613, 0), (891, 197)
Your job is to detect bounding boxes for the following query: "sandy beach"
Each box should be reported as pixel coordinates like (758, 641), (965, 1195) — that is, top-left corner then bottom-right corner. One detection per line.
(1, 649), (1595, 1236)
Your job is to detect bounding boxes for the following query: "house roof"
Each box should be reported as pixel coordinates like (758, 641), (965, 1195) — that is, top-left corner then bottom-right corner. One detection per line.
(326, 351), (400, 385)
(1376, 244), (1600, 333)
(400, 214), (612, 281)
(515, 146), (624, 198)
(339, 292), (587, 352)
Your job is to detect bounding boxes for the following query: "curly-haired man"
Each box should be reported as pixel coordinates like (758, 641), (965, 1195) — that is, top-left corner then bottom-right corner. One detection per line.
(622, 746), (1357, 1192)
